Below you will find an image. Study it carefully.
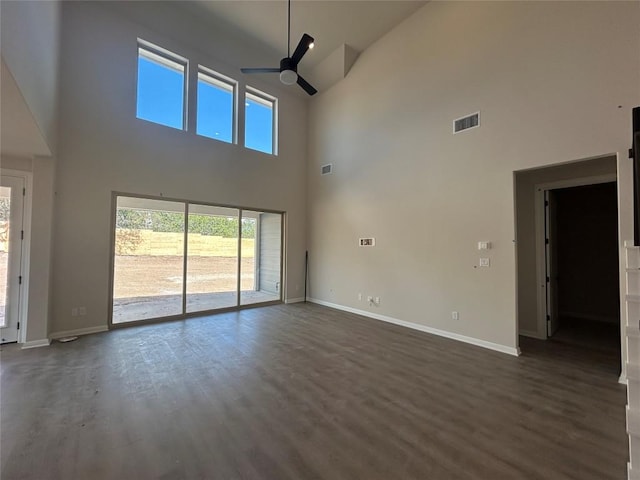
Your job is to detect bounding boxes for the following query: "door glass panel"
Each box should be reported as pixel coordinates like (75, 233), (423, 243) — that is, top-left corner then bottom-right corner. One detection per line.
(113, 197), (185, 323)
(0, 187), (10, 328)
(186, 205), (239, 312)
(240, 211), (282, 305)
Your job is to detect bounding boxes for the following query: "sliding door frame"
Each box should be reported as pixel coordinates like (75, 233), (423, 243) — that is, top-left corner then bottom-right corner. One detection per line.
(107, 191), (285, 330)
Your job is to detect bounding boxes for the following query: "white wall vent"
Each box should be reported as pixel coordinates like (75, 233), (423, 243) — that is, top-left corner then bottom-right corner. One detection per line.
(453, 112), (480, 134)
(359, 238), (375, 247)
(321, 164), (333, 175)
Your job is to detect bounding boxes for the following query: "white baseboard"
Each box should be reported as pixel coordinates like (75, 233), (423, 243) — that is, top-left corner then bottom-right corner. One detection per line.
(308, 298), (520, 357)
(285, 297), (305, 304)
(21, 338), (51, 349)
(519, 329), (546, 340)
(49, 325), (108, 340)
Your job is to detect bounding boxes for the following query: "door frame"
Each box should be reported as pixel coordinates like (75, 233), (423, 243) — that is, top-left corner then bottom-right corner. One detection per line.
(0, 169), (33, 344)
(534, 173), (618, 341)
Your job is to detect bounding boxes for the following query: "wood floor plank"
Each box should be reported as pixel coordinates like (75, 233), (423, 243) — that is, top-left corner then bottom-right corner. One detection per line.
(0, 303), (628, 479)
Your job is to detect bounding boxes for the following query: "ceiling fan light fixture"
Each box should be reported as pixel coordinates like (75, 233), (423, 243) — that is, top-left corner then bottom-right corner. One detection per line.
(280, 69), (298, 85)
(240, 1), (317, 95)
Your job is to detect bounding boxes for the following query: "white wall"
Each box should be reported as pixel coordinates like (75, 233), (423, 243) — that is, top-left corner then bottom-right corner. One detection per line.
(0, 0), (61, 153)
(51, 2), (308, 334)
(307, 1), (640, 351)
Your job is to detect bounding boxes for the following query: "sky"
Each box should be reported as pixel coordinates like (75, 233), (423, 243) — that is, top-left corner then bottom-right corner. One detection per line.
(136, 56), (273, 154)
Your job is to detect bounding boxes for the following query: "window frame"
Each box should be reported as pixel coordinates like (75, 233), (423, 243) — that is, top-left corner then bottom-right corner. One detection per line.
(244, 86), (278, 156)
(108, 192), (285, 328)
(136, 39), (189, 131)
(196, 65), (238, 144)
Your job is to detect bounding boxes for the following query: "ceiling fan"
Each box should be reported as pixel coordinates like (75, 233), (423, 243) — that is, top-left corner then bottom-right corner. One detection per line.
(241, 0), (317, 96)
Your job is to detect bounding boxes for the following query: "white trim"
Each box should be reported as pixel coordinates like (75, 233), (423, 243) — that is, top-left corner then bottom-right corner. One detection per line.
(21, 338), (51, 349)
(620, 373), (628, 385)
(308, 298), (520, 357)
(285, 297), (305, 304)
(627, 294), (640, 303)
(49, 325), (108, 340)
(1, 169), (33, 345)
(627, 362), (640, 381)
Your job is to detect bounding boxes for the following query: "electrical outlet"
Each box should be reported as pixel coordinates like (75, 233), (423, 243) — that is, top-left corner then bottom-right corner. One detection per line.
(479, 258), (490, 267)
(452, 311), (459, 320)
(71, 308), (78, 317)
(367, 296), (373, 303)
(79, 307), (87, 316)
(374, 297), (380, 305)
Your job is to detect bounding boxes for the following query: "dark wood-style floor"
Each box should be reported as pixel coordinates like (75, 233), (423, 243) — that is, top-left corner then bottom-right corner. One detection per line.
(1, 304), (628, 479)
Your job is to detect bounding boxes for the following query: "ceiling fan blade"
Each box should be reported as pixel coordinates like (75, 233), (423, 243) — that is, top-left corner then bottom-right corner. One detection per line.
(290, 33), (314, 65)
(297, 75), (317, 96)
(241, 67), (280, 74)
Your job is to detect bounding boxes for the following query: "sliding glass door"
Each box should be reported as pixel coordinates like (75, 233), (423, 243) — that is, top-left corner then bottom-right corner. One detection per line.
(111, 195), (283, 325)
(112, 197), (185, 324)
(240, 210), (282, 306)
(186, 205), (239, 313)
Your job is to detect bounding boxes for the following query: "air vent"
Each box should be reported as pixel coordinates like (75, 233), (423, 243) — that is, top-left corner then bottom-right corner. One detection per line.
(321, 164), (333, 175)
(359, 238), (375, 247)
(453, 112), (480, 134)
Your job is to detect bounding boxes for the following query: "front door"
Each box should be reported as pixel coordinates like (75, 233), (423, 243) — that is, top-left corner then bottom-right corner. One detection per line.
(0, 175), (25, 344)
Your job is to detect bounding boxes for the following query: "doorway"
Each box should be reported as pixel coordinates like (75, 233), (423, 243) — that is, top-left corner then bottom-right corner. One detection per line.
(514, 155), (623, 378)
(544, 182), (620, 358)
(0, 174), (25, 344)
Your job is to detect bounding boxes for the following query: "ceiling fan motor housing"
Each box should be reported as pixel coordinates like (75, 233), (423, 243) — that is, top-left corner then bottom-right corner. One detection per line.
(279, 58), (298, 85)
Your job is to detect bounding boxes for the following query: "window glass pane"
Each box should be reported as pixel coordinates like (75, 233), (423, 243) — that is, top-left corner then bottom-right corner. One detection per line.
(186, 205), (239, 312)
(240, 211), (282, 306)
(0, 187), (10, 328)
(197, 71), (234, 143)
(245, 90), (274, 154)
(113, 197), (185, 323)
(136, 47), (185, 130)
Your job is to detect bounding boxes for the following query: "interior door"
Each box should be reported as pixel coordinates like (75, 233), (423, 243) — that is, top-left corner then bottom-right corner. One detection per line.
(545, 189), (560, 337)
(0, 175), (25, 344)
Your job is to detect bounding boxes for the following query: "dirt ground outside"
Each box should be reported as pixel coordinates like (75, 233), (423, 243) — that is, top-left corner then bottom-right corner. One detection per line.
(113, 255), (257, 298)
(113, 255), (279, 323)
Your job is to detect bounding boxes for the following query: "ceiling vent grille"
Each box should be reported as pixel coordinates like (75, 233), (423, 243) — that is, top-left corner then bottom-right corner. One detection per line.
(321, 164), (333, 175)
(453, 112), (480, 134)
